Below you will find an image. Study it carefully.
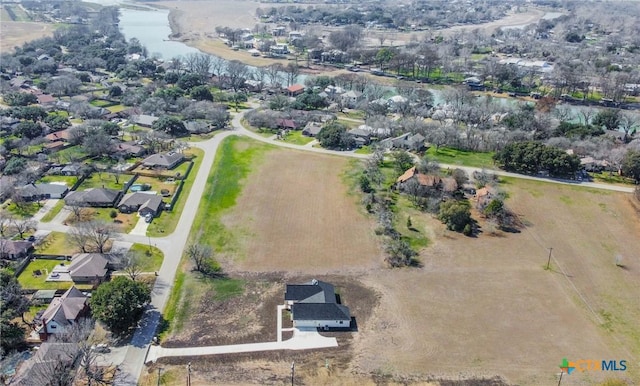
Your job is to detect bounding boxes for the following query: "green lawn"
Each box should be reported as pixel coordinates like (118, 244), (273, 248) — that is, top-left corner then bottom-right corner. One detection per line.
(54, 146), (89, 163)
(282, 130), (313, 145)
(78, 173), (126, 191)
(129, 243), (164, 272)
(35, 231), (75, 255)
(186, 130), (222, 142)
(18, 259), (74, 291)
(355, 145), (373, 154)
(425, 146), (495, 168)
(147, 148), (203, 237)
(590, 171), (635, 186)
(39, 175), (78, 186)
(40, 200), (65, 223)
(4, 201), (41, 218)
(106, 104), (127, 113)
(90, 208), (137, 234)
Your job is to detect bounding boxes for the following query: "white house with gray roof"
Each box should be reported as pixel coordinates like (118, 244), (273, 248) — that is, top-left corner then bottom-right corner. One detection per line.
(284, 279), (351, 329)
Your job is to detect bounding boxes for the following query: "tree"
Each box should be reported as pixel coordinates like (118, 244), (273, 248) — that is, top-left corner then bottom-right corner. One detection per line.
(90, 276), (151, 334)
(392, 150), (415, 174)
(190, 85), (213, 101)
(15, 121), (43, 140)
(176, 73), (204, 91)
(317, 121), (352, 150)
(11, 219), (36, 239)
(186, 243), (221, 276)
(3, 157), (26, 175)
(1, 269), (30, 352)
(152, 115), (187, 136)
(44, 115), (71, 131)
(621, 150), (640, 182)
(438, 199), (472, 232)
(119, 251), (143, 281)
(224, 60), (250, 92)
(384, 238), (417, 267)
(47, 75), (82, 96)
(592, 109), (621, 131)
(3, 92), (38, 106)
(108, 85), (122, 97)
(67, 221), (115, 253)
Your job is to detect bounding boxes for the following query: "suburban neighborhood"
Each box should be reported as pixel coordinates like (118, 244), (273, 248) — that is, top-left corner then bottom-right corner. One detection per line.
(1, 0), (640, 385)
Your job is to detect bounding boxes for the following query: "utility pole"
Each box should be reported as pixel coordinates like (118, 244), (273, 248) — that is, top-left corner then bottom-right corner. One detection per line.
(157, 367), (163, 386)
(186, 362), (191, 386)
(290, 361), (295, 386)
(546, 247), (553, 270)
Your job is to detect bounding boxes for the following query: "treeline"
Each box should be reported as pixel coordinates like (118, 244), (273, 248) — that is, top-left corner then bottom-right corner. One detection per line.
(493, 141), (581, 177)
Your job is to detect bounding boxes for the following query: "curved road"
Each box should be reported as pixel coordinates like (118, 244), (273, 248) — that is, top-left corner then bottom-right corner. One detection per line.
(36, 105), (631, 384)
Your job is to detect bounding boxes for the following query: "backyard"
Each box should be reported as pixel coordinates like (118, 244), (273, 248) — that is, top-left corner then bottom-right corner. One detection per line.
(146, 148), (203, 236)
(17, 258), (91, 291)
(425, 146), (496, 168)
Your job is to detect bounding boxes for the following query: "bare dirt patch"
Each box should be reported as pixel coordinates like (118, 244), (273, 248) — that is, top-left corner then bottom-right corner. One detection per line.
(0, 21), (55, 52)
(157, 273), (379, 384)
(222, 149), (384, 274)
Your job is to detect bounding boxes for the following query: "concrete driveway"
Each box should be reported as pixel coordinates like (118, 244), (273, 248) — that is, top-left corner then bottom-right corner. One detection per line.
(146, 327), (338, 362)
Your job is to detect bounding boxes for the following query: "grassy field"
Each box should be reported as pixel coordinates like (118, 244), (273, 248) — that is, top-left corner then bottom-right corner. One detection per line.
(425, 146), (495, 168)
(39, 175), (78, 186)
(53, 146), (89, 164)
(147, 148), (203, 236)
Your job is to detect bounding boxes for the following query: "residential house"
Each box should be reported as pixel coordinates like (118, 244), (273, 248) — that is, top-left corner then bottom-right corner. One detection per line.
(36, 93), (56, 105)
(37, 286), (89, 340)
(396, 166), (458, 196)
(113, 142), (146, 158)
(64, 188), (121, 207)
(244, 79), (263, 92)
(276, 118), (299, 130)
(270, 43), (289, 55)
(302, 122), (323, 137)
(380, 132), (427, 151)
(340, 90), (363, 108)
(17, 183), (69, 201)
(0, 239), (33, 260)
(285, 279), (351, 329)
(68, 253), (109, 284)
(12, 342), (80, 383)
(132, 114), (159, 128)
(347, 127), (371, 147)
(60, 164), (81, 176)
(118, 192), (163, 217)
(45, 128), (73, 142)
(286, 84), (305, 96)
(142, 151), (185, 170)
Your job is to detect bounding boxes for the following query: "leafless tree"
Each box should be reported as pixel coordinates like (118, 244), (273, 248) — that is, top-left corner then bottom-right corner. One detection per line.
(283, 63), (300, 86)
(0, 210), (13, 237)
(11, 218), (36, 239)
(266, 63), (284, 87)
(186, 243), (213, 273)
(183, 52), (212, 77)
(620, 112), (639, 142)
(67, 221), (115, 253)
(119, 251), (143, 281)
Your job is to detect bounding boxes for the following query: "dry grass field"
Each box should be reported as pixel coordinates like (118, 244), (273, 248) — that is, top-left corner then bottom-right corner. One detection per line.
(0, 21), (55, 52)
(221, 149), (384, 273)
(147, 146), (639, 386)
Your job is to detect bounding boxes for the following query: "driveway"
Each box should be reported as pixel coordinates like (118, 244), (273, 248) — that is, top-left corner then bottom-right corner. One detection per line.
(128, 215), (149, 236)
(146, 327), (338, 362)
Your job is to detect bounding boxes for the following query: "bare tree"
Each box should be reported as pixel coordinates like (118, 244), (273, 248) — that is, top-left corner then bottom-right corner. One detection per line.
(0, 210), (13, 237)
(119, 251), (143, 281)
(67, 221), (115, 253)
(186, 243), (219, 276)
(224, 60), (250, 92)
(283, 63), (300, 86)
(183, 52), (212, 77)
(265, 63), (284, 87)
(11, 218), (36, 239)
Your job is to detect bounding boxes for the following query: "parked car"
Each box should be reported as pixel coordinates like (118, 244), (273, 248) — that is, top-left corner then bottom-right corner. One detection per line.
(91, 344), (110, 353)
(145, 214), (153, 223)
